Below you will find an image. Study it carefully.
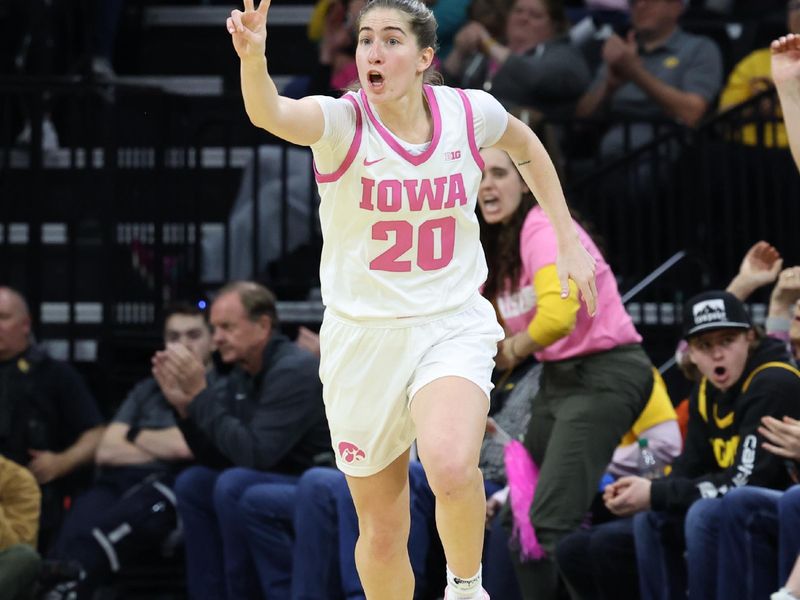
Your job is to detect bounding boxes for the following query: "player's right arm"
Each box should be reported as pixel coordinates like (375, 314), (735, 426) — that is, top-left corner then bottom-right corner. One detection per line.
(229, 0), (325, 147)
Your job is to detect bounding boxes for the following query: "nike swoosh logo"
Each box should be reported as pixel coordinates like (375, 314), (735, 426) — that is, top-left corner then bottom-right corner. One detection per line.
(363, 157), (385, 166)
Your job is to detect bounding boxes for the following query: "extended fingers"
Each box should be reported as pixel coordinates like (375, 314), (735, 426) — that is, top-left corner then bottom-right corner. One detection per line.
(762, 415), (797, 435)
(772, 33), (800, 53)
(762, 441), (794, 458)
(759, 424), (787, 446)
(257, 0), (271, 16)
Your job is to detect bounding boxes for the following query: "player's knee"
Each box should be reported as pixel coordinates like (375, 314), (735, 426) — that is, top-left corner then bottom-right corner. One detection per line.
(357, 518), (409, 563)
(425, 457), (480, 500)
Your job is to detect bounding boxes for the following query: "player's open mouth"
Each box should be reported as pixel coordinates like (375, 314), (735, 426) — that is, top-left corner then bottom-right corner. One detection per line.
(368, 71), (384, 88)
(714, 366), (726, 377)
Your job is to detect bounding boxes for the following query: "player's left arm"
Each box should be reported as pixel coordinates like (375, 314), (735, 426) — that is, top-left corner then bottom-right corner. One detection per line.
(492, 116), (598, 315)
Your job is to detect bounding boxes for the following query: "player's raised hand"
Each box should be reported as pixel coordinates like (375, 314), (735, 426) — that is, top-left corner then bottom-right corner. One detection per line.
(227, 0), (271, 60)
(771, 33), (800, 88)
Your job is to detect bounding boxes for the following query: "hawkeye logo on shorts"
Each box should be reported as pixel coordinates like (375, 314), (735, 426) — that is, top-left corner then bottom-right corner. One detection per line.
(338, 441), (367, 464)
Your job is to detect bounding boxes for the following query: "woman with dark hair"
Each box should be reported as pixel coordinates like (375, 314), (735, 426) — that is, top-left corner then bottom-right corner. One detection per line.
(443, 0), (591, 118)
(477, 147), (653, 600)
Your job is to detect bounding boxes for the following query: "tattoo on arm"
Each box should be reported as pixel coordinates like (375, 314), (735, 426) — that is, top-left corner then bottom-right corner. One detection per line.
(517, 160), (531, 166)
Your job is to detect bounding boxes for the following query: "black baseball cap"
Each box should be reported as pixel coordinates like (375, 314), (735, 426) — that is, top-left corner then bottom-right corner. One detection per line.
(682, 290), (752, 339)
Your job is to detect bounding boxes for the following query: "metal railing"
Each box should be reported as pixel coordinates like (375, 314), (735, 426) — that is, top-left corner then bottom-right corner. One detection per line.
(0, 77), (796, 399)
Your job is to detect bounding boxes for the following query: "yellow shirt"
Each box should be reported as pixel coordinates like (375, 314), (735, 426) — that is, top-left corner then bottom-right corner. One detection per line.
(620, 370), (677, 446)
(719, 48), (788, 148)
(0, 456), (41, 549)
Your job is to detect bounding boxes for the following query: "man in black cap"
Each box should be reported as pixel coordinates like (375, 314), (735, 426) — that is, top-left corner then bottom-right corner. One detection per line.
(592, 290), (800, 600)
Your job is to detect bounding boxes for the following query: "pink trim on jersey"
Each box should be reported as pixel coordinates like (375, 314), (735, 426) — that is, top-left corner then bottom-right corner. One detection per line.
(456, 89), (484, 171)
(359, 85), (442, 166)
(314, 94), (363, 183)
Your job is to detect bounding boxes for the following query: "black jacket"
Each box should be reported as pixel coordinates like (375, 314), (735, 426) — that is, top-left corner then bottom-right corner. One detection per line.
(0, 345), (102, 465)
(651, 337), (800, 513)
(177, 333), (331, 474)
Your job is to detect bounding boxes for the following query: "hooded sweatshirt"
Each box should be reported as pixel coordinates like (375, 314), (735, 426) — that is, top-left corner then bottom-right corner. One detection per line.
(651, 336), (800, 513)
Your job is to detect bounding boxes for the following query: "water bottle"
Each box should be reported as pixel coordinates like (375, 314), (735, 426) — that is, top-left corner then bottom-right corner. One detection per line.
(637, 438), (664, 480)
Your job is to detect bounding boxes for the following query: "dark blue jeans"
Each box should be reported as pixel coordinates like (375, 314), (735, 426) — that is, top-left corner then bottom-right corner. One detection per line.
(174, 465), (297, 600)
(555, 517), (637, 600)
(684, 498), (724, 600)
(287, 463), (433, 599)
(239, 479), (298, 599)
(240, 463), (433, 600)
(779, 486), (800, 580)
(717, 486), (784, 600)
(633, 510), (687, 600)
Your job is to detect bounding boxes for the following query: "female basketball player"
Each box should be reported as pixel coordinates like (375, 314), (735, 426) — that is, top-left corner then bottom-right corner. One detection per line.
(227, 1), (596, 598)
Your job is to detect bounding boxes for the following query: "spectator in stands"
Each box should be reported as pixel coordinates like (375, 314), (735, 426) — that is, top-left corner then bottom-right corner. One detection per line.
(772, 31), (800, 171)
(554, 241), (782, 600)
(443, 0), (591, 118)
(575, 0), (723, 159)
(602, 290), (800, 600)
(0, 287), (104, 549)
(558, 241), (782, 600)
(155, 281), (330, 600)
(42, 302), (211, 599)
(0, 455), (41, 600)
(689, 262), (800, 600)
(476, 147), (653, 600)
(717, 0), (800, 147)
(554, 371), (681, 600)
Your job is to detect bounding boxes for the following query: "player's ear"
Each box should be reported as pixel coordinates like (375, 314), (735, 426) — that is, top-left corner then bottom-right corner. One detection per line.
(417, 46), (434, 74)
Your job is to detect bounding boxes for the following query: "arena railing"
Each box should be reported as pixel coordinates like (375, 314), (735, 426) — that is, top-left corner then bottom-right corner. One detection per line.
(0, 77), (795, 401)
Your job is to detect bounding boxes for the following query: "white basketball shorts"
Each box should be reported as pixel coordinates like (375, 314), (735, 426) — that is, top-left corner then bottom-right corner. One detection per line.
(319, 294), (503, 477)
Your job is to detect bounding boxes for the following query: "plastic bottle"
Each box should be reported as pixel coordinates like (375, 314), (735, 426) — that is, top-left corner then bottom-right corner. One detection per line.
(637, 438), (664, 480)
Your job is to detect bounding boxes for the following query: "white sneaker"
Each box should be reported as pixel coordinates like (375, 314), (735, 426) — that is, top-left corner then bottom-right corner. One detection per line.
(772, 588), (800, 600)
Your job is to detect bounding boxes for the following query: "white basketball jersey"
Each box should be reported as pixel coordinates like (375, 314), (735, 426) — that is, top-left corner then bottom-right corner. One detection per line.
(311, 85), (499, 320)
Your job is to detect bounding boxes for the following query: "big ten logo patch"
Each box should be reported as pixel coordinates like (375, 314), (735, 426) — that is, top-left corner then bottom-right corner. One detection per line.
(444, 150), (461, 161)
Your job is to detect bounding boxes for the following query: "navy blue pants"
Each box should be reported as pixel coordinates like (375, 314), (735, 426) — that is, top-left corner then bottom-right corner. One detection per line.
(48, 466), (177, 593)
(555, 517), (638, 600)
(240, 463), (434, 599)
(716, 485), (800, 600)
(174, 465), (298, 600)
(633, 500), (725, 600)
